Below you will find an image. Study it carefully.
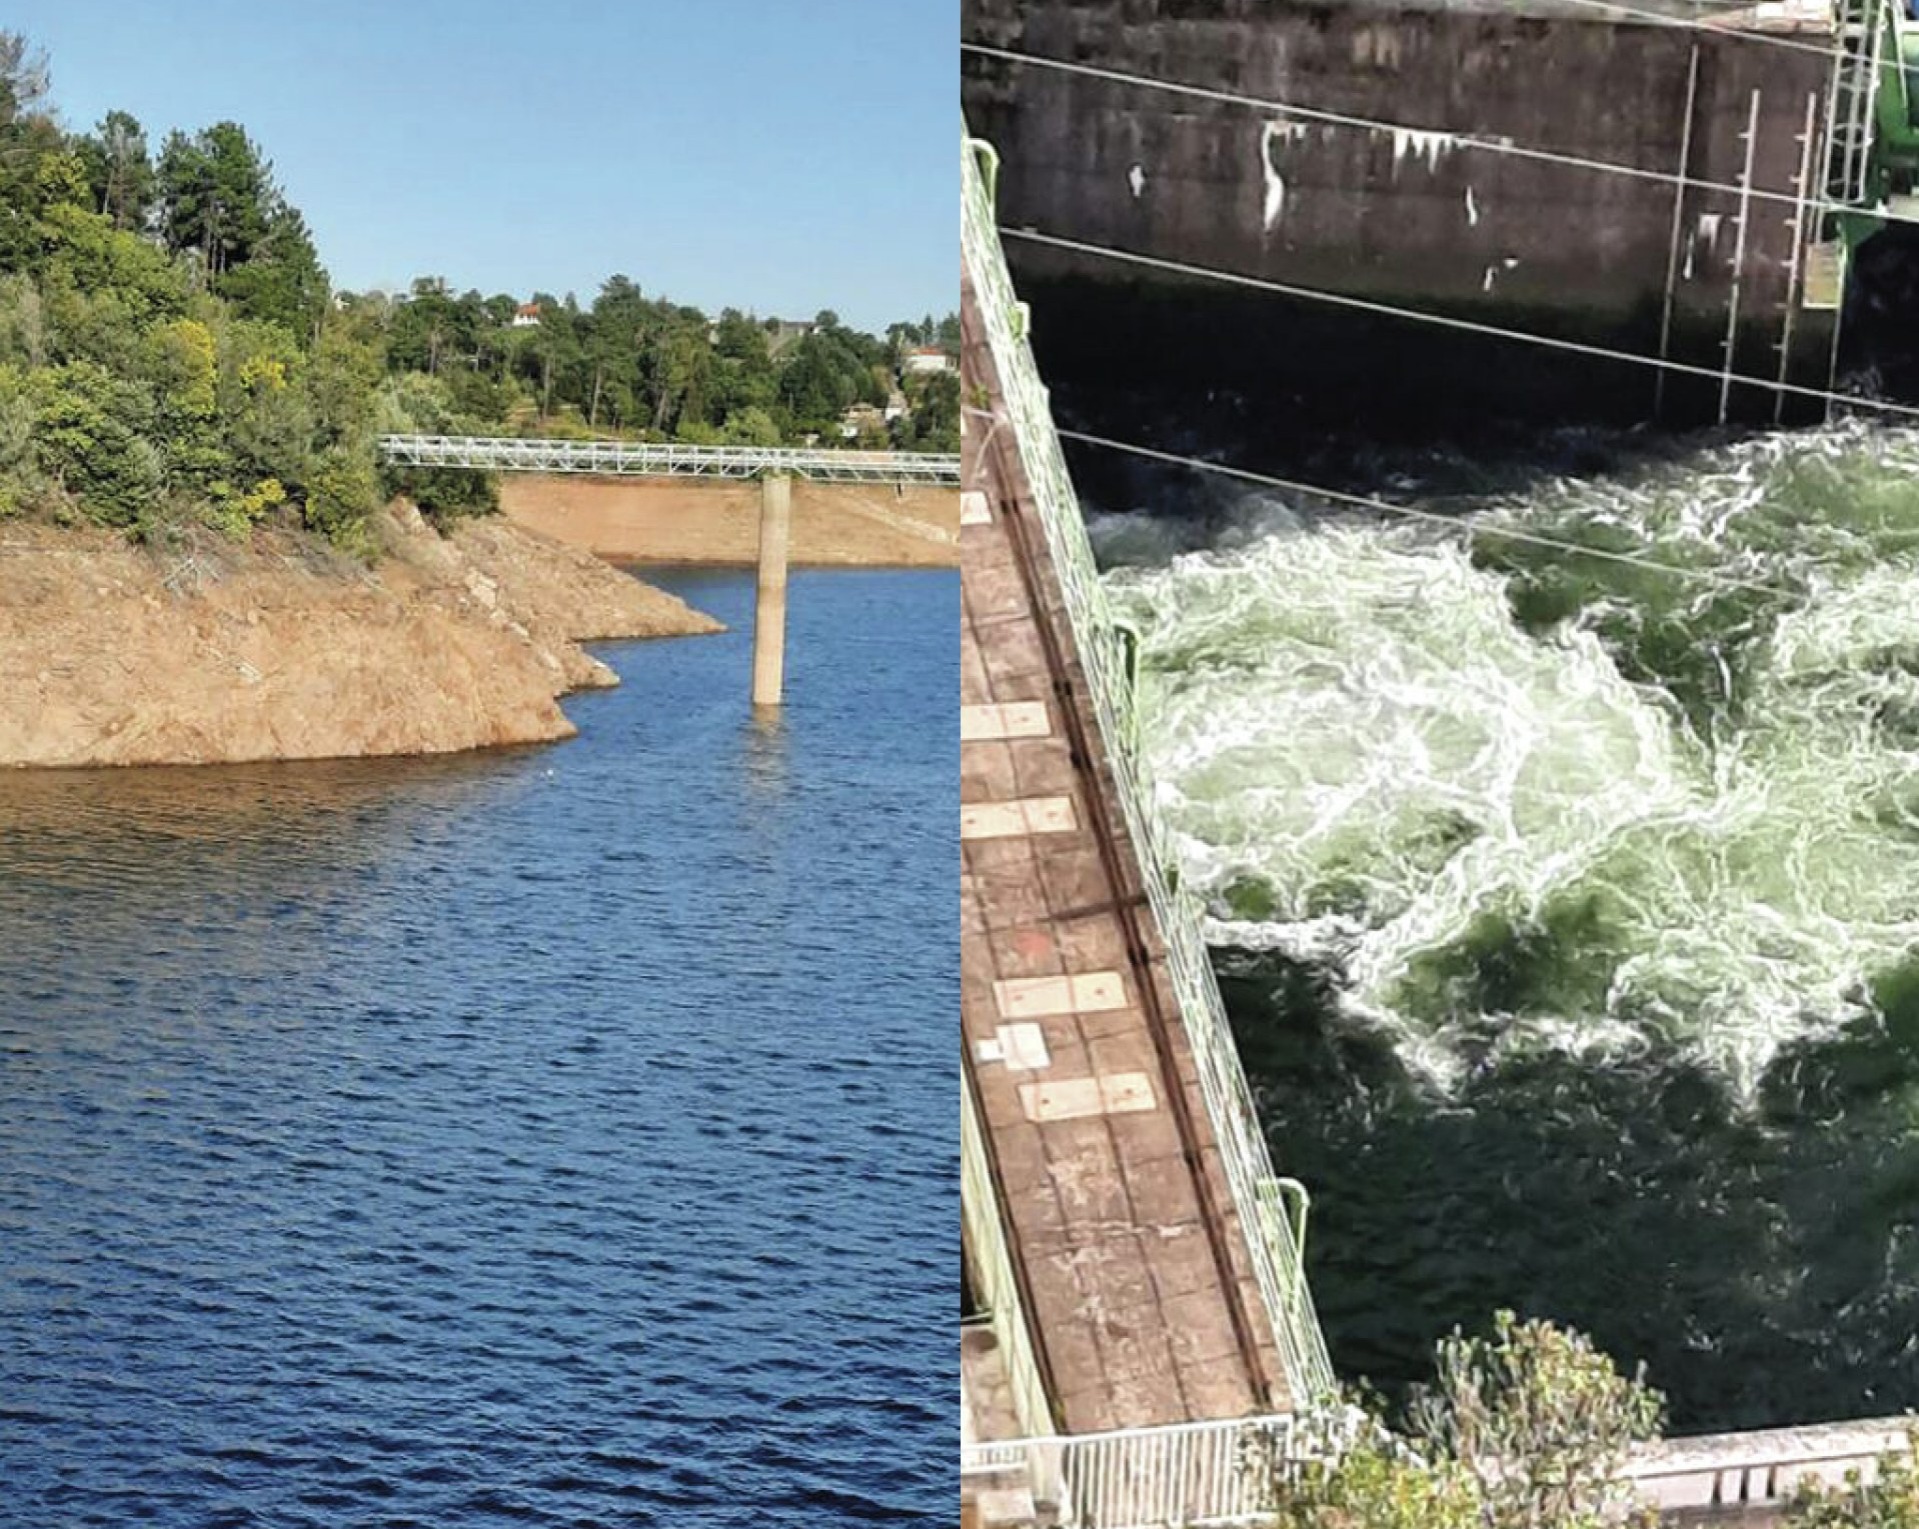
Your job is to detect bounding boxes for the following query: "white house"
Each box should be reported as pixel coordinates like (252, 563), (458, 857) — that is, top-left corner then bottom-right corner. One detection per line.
(511, 303), (542, 329)
(903, 346), (952, 375)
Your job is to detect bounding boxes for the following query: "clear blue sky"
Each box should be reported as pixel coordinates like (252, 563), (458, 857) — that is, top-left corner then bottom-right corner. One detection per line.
(12, 0), (954, 334)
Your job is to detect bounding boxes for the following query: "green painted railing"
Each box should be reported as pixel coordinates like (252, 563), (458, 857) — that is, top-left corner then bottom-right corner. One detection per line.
(961, 129), (1336, 1410)
(961, 1060), (1056, 1443)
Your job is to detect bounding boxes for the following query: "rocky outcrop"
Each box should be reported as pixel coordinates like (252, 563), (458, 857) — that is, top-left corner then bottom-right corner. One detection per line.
(0, 504), (722, 769)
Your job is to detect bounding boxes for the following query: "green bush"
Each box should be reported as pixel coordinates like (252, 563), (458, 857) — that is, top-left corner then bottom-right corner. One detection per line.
(1270, 1315), (1664, 1529)
(29, 359), (162, 525)
(302, 445), (378, 552)
(1789, 1431), (1919, 1528)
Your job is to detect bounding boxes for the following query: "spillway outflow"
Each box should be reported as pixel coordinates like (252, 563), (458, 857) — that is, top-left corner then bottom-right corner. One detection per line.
(1101, 419), (1919, 1097)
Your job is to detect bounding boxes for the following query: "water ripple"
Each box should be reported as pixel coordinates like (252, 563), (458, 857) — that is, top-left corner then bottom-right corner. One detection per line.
(0, 569), (958, 1524)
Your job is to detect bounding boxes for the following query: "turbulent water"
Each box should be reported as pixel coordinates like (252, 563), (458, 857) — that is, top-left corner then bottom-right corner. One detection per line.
(0, 569), (956, 1525)
(1092, 420), (1919, 1429)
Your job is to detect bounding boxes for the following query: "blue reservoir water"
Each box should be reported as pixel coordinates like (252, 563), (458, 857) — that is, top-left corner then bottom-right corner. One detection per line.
(0, 567), (957, 1526)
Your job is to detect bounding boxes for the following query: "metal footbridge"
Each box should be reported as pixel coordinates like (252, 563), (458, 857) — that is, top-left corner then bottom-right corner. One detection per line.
(378, 434), (961, 486)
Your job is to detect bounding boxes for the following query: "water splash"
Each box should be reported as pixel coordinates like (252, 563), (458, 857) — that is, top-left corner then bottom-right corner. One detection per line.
(1104, 420), (1919, 1094)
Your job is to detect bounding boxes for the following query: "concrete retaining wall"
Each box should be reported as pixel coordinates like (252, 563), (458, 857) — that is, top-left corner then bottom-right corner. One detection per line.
(962, 0), (1840, 423)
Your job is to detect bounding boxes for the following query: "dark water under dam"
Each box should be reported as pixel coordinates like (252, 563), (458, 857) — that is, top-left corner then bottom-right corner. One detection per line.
(0, 568), (957, 1526)
(1063, 357), (1919, 1432)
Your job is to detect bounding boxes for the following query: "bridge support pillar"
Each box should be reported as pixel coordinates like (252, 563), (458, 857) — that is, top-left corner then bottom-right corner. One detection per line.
(752, 473), (792, 707)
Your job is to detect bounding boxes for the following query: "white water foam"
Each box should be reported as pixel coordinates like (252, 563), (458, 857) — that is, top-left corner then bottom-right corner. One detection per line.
(1104, 423), (1919, 1094)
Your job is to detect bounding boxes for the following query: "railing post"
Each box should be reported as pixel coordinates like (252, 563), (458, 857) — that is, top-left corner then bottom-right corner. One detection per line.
(752, 473), (792, 707)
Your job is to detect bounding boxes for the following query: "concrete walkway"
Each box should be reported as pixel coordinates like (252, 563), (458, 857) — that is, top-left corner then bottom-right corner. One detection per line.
(960, 270), (1286, 1439)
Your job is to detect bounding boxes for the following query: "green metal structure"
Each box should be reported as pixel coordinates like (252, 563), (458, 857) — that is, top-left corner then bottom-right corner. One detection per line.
(1829, 0), (1919, 249)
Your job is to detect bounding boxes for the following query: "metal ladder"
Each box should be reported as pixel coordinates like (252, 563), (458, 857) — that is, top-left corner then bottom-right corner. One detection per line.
(1823, 0), (1887, 213)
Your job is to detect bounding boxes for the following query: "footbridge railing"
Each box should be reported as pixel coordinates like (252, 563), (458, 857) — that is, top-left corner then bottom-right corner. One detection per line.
(377, 434), (960, 485)
(964, 1417), (1300, 1529)
(962, 129), (1337, 1411)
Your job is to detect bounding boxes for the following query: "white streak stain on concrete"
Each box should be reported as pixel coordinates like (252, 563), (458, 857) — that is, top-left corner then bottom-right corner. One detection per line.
(1466, 186), (1479, 226)
(1128, 163), (1146, 199)
(1391, 127), (1456, 174)
(1698, 212), (1723, 247)
(1260, 119), (1306, 231)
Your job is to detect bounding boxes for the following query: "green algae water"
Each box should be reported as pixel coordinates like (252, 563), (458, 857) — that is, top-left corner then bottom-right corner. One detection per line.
(1094, 419), (1919, 1430)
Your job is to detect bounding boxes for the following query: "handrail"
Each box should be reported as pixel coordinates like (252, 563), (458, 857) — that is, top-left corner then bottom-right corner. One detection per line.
(960, 126), (1337, 1409)
(963, 1415), (1300, 1528)
(961, 1050), (1057, 1442)
(376, 434), (962, 485)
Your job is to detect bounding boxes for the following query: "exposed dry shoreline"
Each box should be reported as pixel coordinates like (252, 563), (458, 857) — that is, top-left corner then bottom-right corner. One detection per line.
(0, 504), (722, 770)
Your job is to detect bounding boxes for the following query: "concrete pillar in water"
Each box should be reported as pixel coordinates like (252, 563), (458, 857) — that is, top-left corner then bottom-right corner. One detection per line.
(752, 473), (792, 706)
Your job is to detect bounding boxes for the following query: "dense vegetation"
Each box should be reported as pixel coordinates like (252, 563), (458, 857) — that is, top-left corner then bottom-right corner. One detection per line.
(1273, 1314), (1911, 1528)
(0, 35), (957, 552)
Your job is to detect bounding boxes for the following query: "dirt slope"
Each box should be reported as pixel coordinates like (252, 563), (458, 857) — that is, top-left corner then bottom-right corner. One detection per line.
(0, 505), (721, 769)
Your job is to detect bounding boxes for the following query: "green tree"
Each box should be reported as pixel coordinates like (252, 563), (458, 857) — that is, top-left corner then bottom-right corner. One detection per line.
(0, 272), (45, 367)
(901, 368), (959, 452)
(0, 31), (48, 128)
(29, 359), (163, 525)
(77, 110), (154, 231)
(720, 405), (781, 446)
(217, 203), (328, 337)
(582, 274), (649, 429)
(0, 362), (43, 513)
(778, 325), (881, 436)
(516, 291), (580, 420)
(386, 276), (469, 377)
(649, 314), (712, 434)
(41, 202), (189, 324)
(375, 370), (498, 518)
(302, 443), (380, 551)
(0, 34), (58, 270)
(711, 307), (778, 421)
(216, 316), (311, 488)
(156, 121), (277, 279)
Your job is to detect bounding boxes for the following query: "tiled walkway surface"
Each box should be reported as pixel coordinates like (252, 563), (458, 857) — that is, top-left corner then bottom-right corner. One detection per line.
(959, 274), (1286, 1437)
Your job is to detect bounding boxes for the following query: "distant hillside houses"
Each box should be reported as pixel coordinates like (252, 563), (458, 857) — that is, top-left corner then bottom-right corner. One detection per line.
(839, 401), (887, 440)
(904, 346), (952, 375)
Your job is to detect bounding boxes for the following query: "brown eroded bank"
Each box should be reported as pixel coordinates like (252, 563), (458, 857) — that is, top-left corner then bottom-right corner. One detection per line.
(499, 475), (959, 566)
(0, 504), (722, 770)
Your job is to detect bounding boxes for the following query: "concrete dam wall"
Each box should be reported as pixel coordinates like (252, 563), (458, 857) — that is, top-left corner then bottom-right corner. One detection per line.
(499, 477), (959, 567)
(961, 0), (1842, 425)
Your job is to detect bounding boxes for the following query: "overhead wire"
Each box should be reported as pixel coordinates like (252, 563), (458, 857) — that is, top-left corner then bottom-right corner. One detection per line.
(1051, 426), (1795, 597)
(999, 225), (1919, 424)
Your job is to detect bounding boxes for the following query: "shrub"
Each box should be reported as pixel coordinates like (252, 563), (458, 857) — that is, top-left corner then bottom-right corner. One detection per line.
(29, 358), (162, 525)
(1270, 1315), (1664, 1529)
(1788, 1430), (1919, 1528)
(302, 445), (378, 553)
